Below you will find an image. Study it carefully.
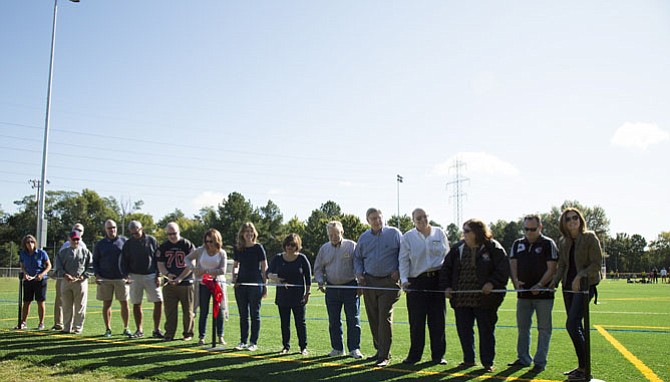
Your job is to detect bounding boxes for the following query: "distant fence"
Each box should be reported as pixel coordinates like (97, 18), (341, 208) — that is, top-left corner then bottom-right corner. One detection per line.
(0, 268), (21, 279)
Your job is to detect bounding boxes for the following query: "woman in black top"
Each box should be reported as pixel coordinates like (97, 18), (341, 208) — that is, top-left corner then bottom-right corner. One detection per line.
(267, 233), (312, 355)
(232, 222), (268, 351)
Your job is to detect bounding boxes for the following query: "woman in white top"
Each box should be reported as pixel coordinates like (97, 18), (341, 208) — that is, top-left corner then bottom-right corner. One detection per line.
(186, 229), (227, 345)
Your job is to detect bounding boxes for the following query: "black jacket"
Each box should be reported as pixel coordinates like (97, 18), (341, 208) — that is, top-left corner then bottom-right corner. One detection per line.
(439, 239), (510, 309)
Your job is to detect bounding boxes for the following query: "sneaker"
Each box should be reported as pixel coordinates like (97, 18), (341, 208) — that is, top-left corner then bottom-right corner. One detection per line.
(72, 329), (82, 334)
(14, 322), (27, 330)
(122, 328), (132, 337)
(300, 348), (309, 356)
(198, 338), (205, 345)
(183, 336), (193, 341)
(103, 329), (112, 337)
(163, 337), (174, 341)
(279, 347), (289, 355)
(235, 342), (248, 351)
(50, 325), (63, 331)
(350, 349), (363, 359)
(567, 370), (588, 381)
(531, 365), (545, 373)
(483, 365), (495, 373)
(152, 329), (164, 339)
(37, 323), (45, 330)
(328, 349), (345, 357)
(375, 359), (390, 367)
(129, 330), (144, 339)
(218, 337), (226, 345)
(247, 344), (258, 351)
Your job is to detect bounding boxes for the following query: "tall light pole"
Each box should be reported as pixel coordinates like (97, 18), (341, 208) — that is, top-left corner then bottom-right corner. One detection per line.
(396, 174), (403, 229)
(36, 0), (79, 249)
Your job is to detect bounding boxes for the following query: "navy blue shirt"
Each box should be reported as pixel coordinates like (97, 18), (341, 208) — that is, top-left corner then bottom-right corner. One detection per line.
(267, 253), (312, 307)
(93, 236), (127, 279)
(233, 244), (267, 284)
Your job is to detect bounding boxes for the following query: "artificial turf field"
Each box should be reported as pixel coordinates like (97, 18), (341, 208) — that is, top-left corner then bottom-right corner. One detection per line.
(1, 278), (667, 382)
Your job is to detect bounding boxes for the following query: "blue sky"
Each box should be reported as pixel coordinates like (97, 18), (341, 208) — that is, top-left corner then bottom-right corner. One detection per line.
(1, 1), (669, 242)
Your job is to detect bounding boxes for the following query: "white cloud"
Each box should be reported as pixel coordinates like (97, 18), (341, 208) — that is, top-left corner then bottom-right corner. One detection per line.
(611, 122), (669, 150)
(191, 191), (225, 209)
(430, 152), (520, 177)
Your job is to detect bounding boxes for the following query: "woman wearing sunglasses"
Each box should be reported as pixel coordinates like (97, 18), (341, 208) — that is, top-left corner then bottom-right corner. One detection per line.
(551, 208), (602, 381)
(439, 218), (510, 372)
(267, 233), (312, 356)
(186, 228), (227, 346)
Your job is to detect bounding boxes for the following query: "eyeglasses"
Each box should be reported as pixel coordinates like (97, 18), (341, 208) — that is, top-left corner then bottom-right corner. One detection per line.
(72, 239), (80, 242)
(463, 228), (472, 234)
(565, 215), (579, 222)
(205, 240), (213, 244)
(524, 227), (538, 232)
(285, 243), (297, 248)
(167, 232), (178, 236)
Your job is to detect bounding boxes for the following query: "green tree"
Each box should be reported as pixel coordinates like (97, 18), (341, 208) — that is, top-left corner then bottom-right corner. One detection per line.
(489, 219), (522, 253)
(339, 213), (368, 242)
(302, 201), (344, 261)
(216, 192), (259, 247)
(649, 231), (670, 269)
(446, 223), (461, 245)
(257, 200), (285, 256)
(387, 214), (413, 234)
(155, 209), (207, 245)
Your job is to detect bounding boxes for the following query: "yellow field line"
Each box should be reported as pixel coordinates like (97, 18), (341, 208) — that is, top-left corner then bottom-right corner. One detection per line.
(594, 325), (664, 382)
(601, 325), (670, 330)
(2, 328), (562, 382)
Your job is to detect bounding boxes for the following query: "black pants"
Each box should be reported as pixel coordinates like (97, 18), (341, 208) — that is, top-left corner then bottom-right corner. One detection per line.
(405, 275), (446, 361)
(453, 307), (498, 366)
(278, 304), (307, 350)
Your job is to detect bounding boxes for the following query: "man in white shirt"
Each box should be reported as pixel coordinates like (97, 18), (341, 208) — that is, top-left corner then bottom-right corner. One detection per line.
(399, 208), (449, 365)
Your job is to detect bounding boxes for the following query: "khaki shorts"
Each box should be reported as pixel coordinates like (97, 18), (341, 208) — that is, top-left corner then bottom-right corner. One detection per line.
(129, 273), (163, 305)
(96, 279), (129, 302)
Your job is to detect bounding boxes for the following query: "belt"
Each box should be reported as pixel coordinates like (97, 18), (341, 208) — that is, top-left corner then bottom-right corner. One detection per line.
(417, 270), (440, 278)
(365, 273), (391, 279)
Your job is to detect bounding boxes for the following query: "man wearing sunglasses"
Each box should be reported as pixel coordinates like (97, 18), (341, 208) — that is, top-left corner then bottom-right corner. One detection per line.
(157, 222), (196, 342)
(54, 230), (93, 334)
(51, 223), (87, 331)
(507, 214), (558, 373)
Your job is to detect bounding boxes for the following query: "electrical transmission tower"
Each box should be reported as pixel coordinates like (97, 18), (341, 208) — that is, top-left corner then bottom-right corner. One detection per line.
(445, 159), (469, 227)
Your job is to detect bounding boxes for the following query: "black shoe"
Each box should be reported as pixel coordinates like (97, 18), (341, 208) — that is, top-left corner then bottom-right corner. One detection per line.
(483, 365), (495, 372)
(507, 359), (530, 367)
(530, 365), (545, 373)
(567, 370), (588, 381)
(366, 353), (380, 362)
(402, 358), (419, 365)
(458, 362), (476, 368)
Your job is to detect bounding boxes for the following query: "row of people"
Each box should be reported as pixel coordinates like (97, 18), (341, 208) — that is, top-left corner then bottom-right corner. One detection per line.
(16, 207), (601, 380)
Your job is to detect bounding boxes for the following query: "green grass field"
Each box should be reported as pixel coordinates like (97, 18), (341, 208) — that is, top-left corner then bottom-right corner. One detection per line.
(1, 279), (668, 381)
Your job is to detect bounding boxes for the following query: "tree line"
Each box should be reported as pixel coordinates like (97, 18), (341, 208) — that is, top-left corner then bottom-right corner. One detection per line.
(1, 189), (668, 273)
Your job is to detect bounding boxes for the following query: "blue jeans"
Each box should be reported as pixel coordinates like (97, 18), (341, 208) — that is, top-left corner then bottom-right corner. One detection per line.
(325, 281), (361, 352)
(198, 284), (223, 339)
(235, 285), (263, 345)
(516, 298), (554, 367)
(453, 307), (498, 366)
(278, 304), (307, 350)
(563, 286), (596, 368)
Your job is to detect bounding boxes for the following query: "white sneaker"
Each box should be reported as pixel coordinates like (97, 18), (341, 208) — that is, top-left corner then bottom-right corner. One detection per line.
(328, 349), (345, 357)
(247, 344), (258, 351)
(350, 349), (363, 359)
(301, 348), (309, 356)
(235, 342), (247, 351)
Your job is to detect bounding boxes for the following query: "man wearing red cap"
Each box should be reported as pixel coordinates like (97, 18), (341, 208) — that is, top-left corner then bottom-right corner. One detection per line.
(55, 230), (93, 334)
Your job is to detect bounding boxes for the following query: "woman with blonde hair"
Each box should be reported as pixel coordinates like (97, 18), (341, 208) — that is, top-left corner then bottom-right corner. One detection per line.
(551, 208), (602, 381)
(186, 229), (227, 346)
(232, 222), (268, 351)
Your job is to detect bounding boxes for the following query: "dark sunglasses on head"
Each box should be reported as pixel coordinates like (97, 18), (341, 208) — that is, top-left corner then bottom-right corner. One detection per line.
(524, 227), (538, 232)
(565, 215), (579, 222)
